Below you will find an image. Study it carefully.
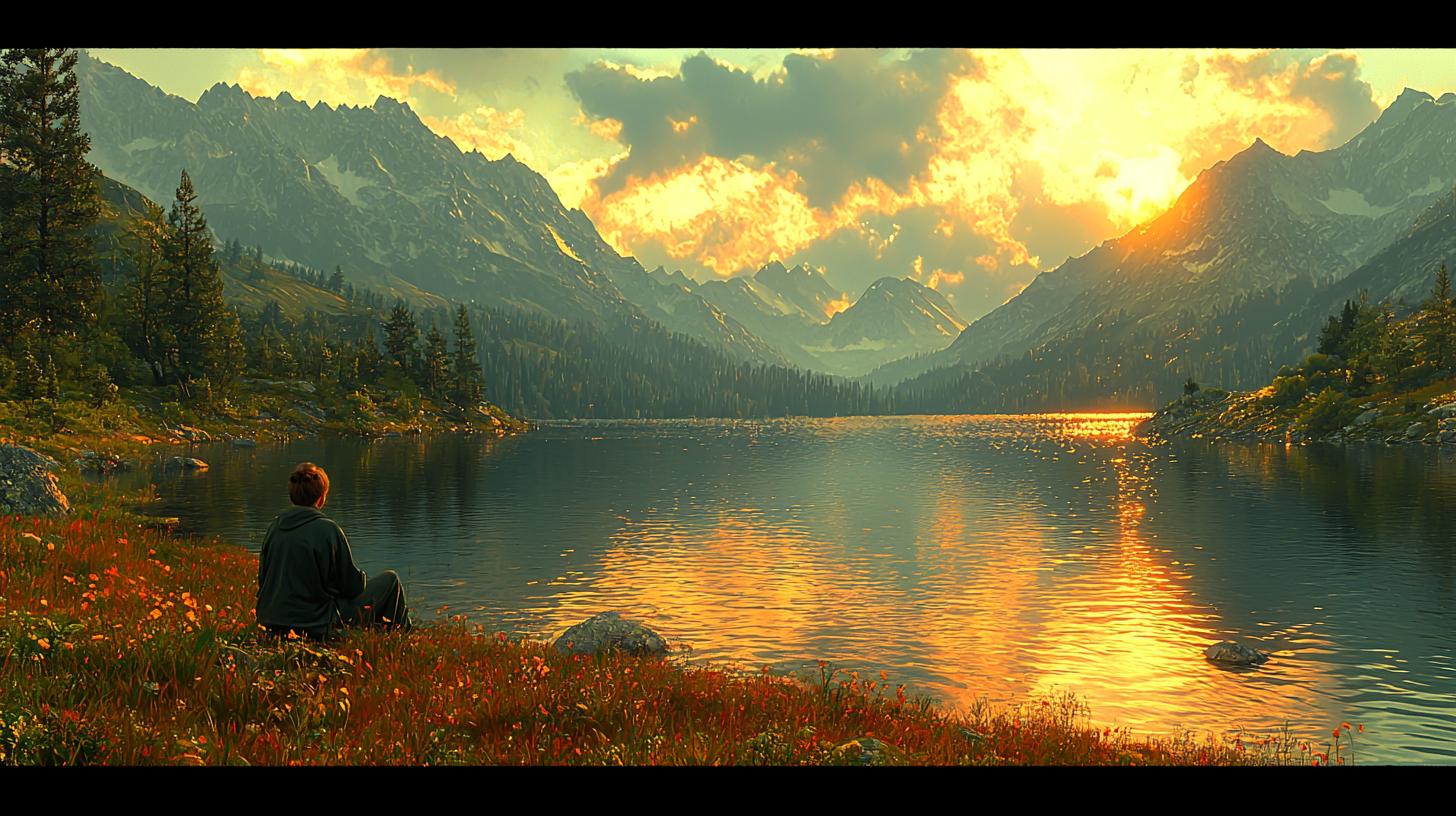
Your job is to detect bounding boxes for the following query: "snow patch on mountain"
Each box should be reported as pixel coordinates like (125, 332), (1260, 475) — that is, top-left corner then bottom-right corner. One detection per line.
(1319, 188), (1400, 218)
(315, 155), (372, 207)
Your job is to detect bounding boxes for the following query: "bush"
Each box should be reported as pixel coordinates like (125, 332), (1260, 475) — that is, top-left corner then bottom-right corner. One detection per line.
(1303, 353), (1341, 374)
(1296, 388), (1358, 436)
(87, 364), (119, 407)
(1267, 373), (1309, 408)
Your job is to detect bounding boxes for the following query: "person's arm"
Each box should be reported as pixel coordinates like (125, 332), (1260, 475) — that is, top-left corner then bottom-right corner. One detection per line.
(258, 520), (275, 595)
(330, 524), (367, 601)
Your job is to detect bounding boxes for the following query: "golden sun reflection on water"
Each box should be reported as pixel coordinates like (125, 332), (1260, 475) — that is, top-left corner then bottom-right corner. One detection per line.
(531, 412), (1342, 743)
(152, 413), (1456, 761)
(1015, 447), (1337, 736)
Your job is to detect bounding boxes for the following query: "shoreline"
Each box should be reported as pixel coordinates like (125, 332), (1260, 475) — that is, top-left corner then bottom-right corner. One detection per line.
(2, 508), (1329, 766)
(2, 416), (1359, 766)
(1137, 386), (1456, 448)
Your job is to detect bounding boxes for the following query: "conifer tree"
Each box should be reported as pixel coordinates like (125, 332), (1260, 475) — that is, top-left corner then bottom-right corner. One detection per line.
(1419, 264), (1456, 373)
(422, 324), (449, 397)
(451, 305), (483, 404)
(162, 169), (234, 400)
(121, 199), (172, 385)
(0, 48), (101, 352)
(382, 301), (420, 375)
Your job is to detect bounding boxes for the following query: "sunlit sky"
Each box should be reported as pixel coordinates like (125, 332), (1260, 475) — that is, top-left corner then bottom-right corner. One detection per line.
(87, 48), (1456, 319)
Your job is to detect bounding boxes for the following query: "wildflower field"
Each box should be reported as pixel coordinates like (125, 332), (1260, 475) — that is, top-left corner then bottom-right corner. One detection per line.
(0, 512), (1353, 766)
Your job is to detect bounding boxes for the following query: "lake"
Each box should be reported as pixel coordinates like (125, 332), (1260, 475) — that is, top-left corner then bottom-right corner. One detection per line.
(126, 414), (1456, 763)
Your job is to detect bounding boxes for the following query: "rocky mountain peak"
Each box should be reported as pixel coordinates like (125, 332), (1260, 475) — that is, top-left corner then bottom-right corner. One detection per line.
(754, 260), (790, 279)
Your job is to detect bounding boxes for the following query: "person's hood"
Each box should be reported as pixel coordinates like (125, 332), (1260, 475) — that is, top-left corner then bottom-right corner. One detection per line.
(276, 506), (328, 531)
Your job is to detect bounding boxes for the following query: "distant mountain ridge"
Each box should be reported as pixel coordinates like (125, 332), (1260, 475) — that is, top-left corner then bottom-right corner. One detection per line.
(74, 52), (791, 368)
(875, 88), (1456, 401)
(679, 261), (967, 376)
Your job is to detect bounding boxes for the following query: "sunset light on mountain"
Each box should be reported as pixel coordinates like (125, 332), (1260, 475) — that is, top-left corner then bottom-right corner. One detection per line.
(7, 45), (1456, 769)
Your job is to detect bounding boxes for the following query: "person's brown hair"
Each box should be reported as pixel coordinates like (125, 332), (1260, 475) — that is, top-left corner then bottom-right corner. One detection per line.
(288, 462), (330, 507)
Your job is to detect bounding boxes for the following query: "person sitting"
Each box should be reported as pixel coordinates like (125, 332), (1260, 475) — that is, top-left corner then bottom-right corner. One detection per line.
(256, 462), (413, 641)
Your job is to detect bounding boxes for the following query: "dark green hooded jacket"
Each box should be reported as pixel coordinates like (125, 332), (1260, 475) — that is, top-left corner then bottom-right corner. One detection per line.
(256, 506), (366, 636)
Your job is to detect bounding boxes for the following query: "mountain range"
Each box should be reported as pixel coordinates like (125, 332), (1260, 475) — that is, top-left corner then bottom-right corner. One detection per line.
(879, 88), (1456, 407)
(74, 53), (970, 379)
(662, 261), (967, 376)
(75, 53), (1456, 412)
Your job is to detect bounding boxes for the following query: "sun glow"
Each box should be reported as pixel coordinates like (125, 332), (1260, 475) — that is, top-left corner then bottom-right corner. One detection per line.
(823, 293), (853, 319)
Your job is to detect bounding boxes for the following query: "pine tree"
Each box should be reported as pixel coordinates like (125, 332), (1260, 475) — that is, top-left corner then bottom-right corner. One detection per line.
(1419, 264), (1456, 373)
(451, 305), (483, 404)
(121, 199), (172, 385)
(422, 325), (449, 397)
(11, 346), (43, 399)
(382, 301), (420, 375)
(327, 265), (345, 293)
(0, 48), (101, 352)
(162, 169), (234, 400)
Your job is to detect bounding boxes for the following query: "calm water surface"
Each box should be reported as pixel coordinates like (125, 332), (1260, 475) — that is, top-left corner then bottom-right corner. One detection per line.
(128, 415), (1456, 763)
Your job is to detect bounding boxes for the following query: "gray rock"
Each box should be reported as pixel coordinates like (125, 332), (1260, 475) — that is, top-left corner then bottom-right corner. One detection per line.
(1407, 422), (1427, 439)
(166, 456), (209, 470)
(76, 450), (128, 474)
(830, 737), (909, 766)
(1204, 640), (1269, 667)
(1354, 408), (1380, 426)
(1428, 403), (1456, 419)
(229, 438), (257, 448)
(0, 444), (70, 516)
(553, 611), (669, 658)
(170, 424), (211, 443)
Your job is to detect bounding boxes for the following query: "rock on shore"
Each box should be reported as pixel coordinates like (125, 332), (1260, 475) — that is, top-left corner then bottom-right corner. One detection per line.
(553, 611), (669, 658)
(0, 444), (70, 516)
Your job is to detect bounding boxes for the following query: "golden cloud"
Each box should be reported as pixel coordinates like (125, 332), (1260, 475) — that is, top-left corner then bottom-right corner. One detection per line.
(236, 48), (456, 109)
(910, 255), (966, 291)
(420, 105), (532, 163)
(572, 48), (1382, 294)
(583, 156), (831, 275)
(823, 293), (853, 318)
(545, 152), (629, 211)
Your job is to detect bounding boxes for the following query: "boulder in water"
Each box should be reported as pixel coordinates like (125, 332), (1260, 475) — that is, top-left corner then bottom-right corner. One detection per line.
(1204, 640), (1269, 667)
(553, 611), (669, 658)
(0, 444), (69, 516)
(166, 456), (209, 471)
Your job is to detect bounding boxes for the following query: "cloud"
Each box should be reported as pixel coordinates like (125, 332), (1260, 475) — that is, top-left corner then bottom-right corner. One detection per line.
(420, 105), (534, 163)
(564, 48), (1389, 321)
(579, 156), (828, 276)
(227, 47), (1388, 322)
(567, 48), (980, 208)
(1200, 50), (1380, 152)
(236, 49), (456, 109)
